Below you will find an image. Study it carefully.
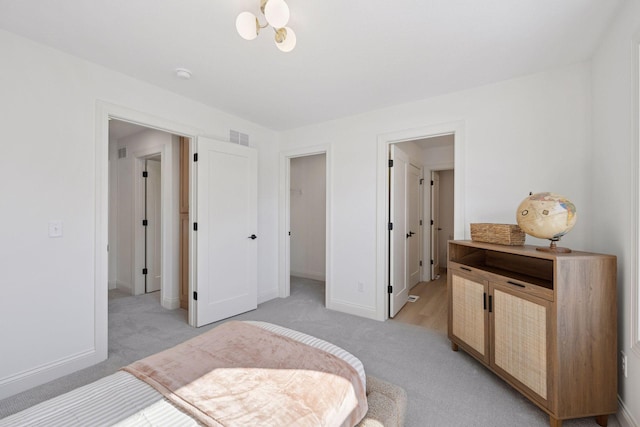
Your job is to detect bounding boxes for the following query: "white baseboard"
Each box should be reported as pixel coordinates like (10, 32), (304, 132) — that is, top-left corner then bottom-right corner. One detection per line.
(115, 281), (132, 294)
(162, 295), (180, 310)
(617, 395), (639, 427)
(327, 298), (382, 321)
(290, 271), (326, 282)
(258, 289), (279, 304)
(0, 348), (102, 400)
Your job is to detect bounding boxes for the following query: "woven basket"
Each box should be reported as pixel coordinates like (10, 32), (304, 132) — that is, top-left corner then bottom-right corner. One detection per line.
(470, 223), (525, 246)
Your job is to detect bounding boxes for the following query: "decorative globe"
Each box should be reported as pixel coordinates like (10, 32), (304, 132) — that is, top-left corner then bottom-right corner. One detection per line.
(516, 192), (577, 242)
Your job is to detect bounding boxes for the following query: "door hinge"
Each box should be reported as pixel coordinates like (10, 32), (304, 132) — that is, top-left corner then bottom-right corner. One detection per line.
(193, 222), (198, 231)
(193, 291), (198, 300)
(142, 171), (148, 178)
(142, 268), (148, 275)
(430, 219), (434, 225)
(142, 219), (148, 226)
(388, 222), (393, 231)
(388, 285), (393, 294)
(431, 180), (434, 186)
(420, 260), (423, 266)
(420, 178), (424, 185)
(388, 159), (393, 167)
(193, 153), (198, 162)
(419, 219), (423, 226)
(430, 260), (434, 265)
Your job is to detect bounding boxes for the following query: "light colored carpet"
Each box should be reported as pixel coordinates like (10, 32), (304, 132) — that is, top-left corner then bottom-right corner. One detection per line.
(0, 277), (619, 427)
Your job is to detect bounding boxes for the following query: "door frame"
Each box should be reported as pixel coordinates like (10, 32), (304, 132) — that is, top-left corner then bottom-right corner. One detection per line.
(376, 121), (466, 320)
(95, 101), (199, 362)
(278, 145), (332, 305)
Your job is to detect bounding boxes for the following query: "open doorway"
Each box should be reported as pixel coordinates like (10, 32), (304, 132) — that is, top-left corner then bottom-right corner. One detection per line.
(289, 153), (327, 304)
(387, 133), (455, 333)
(107, 119), (185, 314)
(279, 146), (331, 308)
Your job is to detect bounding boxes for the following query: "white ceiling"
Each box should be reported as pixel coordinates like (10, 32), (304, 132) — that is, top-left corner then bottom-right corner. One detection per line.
(109, 119), (148, 140)
(0, 0), (623, 131)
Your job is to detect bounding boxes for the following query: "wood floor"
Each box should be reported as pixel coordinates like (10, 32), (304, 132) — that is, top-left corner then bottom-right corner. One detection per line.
(391, 272), (448, 334)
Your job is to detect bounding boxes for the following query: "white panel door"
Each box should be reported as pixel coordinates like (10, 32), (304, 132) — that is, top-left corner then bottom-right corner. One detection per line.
(407, 164), (421, 287)
(194, 137), (257, 327)
(389, 145), (409, 317)
(146, 159), (161, 293)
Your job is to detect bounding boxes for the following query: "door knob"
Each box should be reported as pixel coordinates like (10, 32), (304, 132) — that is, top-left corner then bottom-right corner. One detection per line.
(249, 234), (257, 240)
(406, 231), (415, 238)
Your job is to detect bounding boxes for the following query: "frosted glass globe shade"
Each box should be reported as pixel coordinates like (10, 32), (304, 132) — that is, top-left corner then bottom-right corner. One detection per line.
(276, 27), (296, 52)
(264, 0), (289, 29)
(236, 12), (258, 40)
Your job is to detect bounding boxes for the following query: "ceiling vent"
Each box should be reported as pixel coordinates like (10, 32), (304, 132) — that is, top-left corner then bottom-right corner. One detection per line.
(230, 130), (249, 147)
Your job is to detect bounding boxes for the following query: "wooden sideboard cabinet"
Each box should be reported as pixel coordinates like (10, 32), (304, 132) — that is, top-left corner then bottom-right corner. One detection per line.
(447, 240), (617, 427)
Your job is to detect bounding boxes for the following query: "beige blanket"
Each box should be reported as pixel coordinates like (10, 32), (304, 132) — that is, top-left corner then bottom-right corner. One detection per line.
(122, 321), (368, 427)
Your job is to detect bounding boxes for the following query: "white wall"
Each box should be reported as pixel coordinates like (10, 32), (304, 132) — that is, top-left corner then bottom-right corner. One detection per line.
(591, 1), (640, 425)
(290, 154), (326, 281)
(0, 29), (279, 399)
(280, 61), (593, 320)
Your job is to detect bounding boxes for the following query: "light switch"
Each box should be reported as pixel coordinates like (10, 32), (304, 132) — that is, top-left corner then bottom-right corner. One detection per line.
(48, 220), (63, 238)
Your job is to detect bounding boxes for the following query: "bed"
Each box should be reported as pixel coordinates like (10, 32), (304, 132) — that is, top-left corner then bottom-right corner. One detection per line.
(0, 321), (405, 427)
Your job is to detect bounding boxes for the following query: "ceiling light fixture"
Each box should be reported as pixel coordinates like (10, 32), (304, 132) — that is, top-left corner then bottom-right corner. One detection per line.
(175, 68), (192, 80)
(236, 0), (297, 53)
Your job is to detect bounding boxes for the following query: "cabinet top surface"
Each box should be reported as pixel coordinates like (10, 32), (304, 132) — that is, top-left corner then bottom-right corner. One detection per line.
(449, 240), (616, 260)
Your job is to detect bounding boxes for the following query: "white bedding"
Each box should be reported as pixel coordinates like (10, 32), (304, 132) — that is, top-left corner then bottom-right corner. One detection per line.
(0, 321), (365, 427)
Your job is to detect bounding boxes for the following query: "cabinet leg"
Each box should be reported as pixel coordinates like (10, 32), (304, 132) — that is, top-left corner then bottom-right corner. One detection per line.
(451, 342), (458, 351)
(595, 415), (608, 427)
(549, 415), (562, 427)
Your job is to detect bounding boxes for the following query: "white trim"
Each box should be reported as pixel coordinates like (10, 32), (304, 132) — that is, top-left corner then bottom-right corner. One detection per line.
(290, 271), (326, 282)
(376, 121), (466, 320)
(188, 138), (197, 326)
(329, 299), (380, 320)
(617, 394), (639, 427)
(0, 349), (97, 399)
(427, 161), (455, 172)
(632, 38), (640, 357)
(278, 145), (332, 306)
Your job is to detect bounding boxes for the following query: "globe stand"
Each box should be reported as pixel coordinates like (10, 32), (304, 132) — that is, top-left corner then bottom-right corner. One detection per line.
(536, 238), (572, 254)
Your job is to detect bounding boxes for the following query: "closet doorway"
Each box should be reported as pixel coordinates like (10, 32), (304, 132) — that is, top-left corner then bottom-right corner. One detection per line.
(289, 153), (327, 304)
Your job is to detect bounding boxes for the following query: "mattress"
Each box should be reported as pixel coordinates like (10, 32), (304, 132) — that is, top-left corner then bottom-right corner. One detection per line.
(0, 321), (366, 427)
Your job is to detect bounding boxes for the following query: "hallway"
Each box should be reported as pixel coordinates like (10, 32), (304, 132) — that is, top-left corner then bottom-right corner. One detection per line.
(391, 273), (447, 334)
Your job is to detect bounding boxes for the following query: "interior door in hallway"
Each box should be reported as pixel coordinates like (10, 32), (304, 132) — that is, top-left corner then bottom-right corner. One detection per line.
(193, 137), (258, 327)
(430, 171), (441, 279)
(407, 163), (421, 287)
(389, 145), (409, 317)
(145, 158), (161, 293)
